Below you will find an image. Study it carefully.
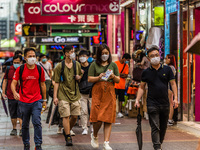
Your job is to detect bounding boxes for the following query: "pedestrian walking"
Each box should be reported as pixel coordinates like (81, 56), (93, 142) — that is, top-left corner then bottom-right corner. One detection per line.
(38, 54), (52, 103)
(88, 43), (120, 150)
(165, 54), (177, 126)
(11, 48), (47, 150)
(2, 55), (23, 136)
(78, 50), (93, 135)
(114, 53), (131, 118)
(134, 47), (178, 150)
(53, 45), (82, 146)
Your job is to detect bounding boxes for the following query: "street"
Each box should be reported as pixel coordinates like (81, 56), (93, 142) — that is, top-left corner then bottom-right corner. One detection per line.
(0, 103), (199, 150)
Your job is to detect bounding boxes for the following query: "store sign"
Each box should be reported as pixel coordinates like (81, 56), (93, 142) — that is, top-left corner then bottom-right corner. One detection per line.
(22, 24), (48, 37)
(24, 3), (99, 24)
(154, 7), (164, 26)
(15, 23), (22, 35)
(36, 36), (84, 45)
(41, 0), (120, 15)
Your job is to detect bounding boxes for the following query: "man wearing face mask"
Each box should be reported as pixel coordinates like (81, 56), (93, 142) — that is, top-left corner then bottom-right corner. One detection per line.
(78, 50), (93, 135)
(53, 45), (83, 146)
(114, 53), (131, 118)
(11, 48), (46, 150)
(134, 47), (178, 150)
(38, 54), (52, 103)
(2, 55), (23, 136)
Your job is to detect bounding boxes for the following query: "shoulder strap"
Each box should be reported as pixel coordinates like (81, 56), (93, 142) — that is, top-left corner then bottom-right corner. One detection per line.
(73, 60), (77, 95)
(19, 65), (25, 95)
(39, 62), (50, 78)
(37, 65), (42, 83)
(104, 63), (111, 73)
(6, 66), (10, 79)
(120, 64), (126, 73)
(61, 61), (65, 82)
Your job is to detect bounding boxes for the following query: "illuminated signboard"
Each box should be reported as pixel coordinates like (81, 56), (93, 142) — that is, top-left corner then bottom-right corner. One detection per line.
(22, 24), (48, 37)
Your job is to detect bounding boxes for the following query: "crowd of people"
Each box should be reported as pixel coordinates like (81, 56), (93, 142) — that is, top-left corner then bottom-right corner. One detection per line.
(1, 44), (178, 150)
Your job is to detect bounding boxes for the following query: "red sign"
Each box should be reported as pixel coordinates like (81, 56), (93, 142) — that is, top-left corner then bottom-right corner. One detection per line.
(15, 23), (22, 35)
(24, 3), (100, 24)
(41, 0), (120, 15)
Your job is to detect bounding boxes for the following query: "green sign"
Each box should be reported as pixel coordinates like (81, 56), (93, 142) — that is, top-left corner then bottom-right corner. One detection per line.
(154, 7), (164, 26)
(40, 45), (46, 54)
(51, 25), (98, 37)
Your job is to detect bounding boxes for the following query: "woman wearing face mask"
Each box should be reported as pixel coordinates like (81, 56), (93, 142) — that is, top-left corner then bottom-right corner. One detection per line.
(88, 44), (120, 150)
(165, 54), (177, 126)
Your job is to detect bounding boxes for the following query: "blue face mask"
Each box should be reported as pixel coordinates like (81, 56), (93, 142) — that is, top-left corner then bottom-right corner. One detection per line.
(42, 58), (47, 63)
(88, 57), (93, 63)
(125, 61), (129, 64)
(13, 64), (21, 69)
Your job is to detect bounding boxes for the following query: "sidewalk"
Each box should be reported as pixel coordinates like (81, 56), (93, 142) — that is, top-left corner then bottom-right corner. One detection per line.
(0, 101), (199, 150)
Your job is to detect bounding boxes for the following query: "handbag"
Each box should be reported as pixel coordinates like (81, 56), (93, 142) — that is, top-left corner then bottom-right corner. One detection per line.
(79, 80), (93, 94)
(133, 67), (143, 82)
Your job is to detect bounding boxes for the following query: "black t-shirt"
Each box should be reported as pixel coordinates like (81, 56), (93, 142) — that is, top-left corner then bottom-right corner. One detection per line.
(141, 64), (175, 107)
(80, 64), (90, 82)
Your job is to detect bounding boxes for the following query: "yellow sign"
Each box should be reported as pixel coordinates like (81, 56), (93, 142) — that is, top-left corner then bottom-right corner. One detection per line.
(154, 7), (164, 26)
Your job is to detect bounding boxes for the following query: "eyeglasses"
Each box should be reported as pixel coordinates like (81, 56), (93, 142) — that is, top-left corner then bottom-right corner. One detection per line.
(149, 53), (160, 58)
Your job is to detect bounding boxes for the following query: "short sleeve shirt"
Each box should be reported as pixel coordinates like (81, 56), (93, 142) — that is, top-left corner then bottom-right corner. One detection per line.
(88, 62), (120, 82)
(38, 62), (52, 80)
(141, 64), (175, 107)
(114, 61), (129, 89)
(13, 64), (45, 103)
(54, 61), (82, 103)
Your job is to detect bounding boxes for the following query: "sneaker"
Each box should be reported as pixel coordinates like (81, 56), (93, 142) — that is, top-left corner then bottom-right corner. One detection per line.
(167, 120), (174, 126)
(35, 145), (42, 150)
(117, 112), (124, 118)
(103, 141), (112, 150)
(90, 124), (93, 133)
(19, 129), (22, 136)
(65, 135), (73, 146)
(82, 129), (88, 135)
(24, 144), (30, 150)
(144, 112), (149, 120)
(10, 129), (17, 136)
(57, 127), (63, 134)
(91, 133), (99, 148)
(70, 130), (75, 136)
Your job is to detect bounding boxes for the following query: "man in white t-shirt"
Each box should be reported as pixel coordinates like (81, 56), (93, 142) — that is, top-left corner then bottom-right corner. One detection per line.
(39, 54), (52, 103)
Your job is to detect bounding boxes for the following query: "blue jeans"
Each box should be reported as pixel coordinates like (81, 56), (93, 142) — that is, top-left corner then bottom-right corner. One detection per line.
(19, 100), (43, 145)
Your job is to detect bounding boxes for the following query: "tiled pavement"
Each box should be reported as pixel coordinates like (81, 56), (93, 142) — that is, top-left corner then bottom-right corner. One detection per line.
(0, 102), (199, 150)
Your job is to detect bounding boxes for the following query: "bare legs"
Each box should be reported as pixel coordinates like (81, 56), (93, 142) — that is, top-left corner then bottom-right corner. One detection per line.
(63, 116), (78, 135)
(93, 122), (112, 141)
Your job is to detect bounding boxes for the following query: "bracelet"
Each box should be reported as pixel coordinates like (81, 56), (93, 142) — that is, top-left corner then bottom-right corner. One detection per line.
(43, 99), (47, 102)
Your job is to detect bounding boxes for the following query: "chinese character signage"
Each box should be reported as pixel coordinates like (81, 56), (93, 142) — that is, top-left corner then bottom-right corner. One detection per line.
(36, 37), (84, 45)
(41, 0), (120, 15)
(24, 3), (99, 24)
(22, 24), (48, 37)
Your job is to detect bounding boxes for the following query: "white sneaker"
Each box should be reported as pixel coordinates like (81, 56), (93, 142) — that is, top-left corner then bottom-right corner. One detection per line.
(70, 130), (75, 136)
(90, 125), (94, 133)
(57, 127), (63, 134)
(91, 133), (99, 148)
(117, 112), (124, 118)
(103, 141), (112, 150)
(82, 129), (88, 135)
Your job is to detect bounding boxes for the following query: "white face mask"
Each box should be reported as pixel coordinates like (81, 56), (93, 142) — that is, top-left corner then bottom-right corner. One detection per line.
(101, 54), (109, 62)
(27, 57), (36, 65)
(79, 57), (87, 63)
(150, 57), (160, 65)
(70, 52), (76, 60)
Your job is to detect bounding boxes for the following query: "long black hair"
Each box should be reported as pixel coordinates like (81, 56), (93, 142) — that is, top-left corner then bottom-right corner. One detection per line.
(96, 43), (112, 66)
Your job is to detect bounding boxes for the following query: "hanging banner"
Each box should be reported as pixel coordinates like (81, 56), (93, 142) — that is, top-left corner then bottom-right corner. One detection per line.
(41, 0), (120, 15)
(24, 3), (100, 24)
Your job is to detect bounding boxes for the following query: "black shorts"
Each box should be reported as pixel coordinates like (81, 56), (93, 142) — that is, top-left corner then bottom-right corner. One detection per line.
(8, 99), (21, 119)
(115, 89), (125, 102)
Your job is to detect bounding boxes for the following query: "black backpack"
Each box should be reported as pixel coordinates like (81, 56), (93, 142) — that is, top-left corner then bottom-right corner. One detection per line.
(0, 66), (11, 93)
(60, 60), (77, 95)
(19, 64), (42, 95)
